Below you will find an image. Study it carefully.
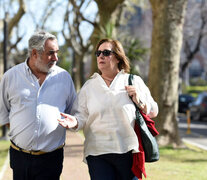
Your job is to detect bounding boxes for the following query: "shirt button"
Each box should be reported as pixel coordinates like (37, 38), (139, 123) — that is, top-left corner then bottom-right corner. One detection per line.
(35, 130), (37, 133)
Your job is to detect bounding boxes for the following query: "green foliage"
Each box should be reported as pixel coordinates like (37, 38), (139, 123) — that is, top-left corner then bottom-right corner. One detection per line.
(94, 22), (148, 75)
(183, 86), (207, 97)
(57, 45), (72, 73)
(100, 22), (115, 39)
(190, 77), (207, 86)
(123, 38), (148, 75)
(95, 22), (116, 40)
(124, 38), (148, 61)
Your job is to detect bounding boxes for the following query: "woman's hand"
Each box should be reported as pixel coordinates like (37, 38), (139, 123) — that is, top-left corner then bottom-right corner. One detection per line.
(125, 85), (139, 104)
(125, 85), (147, 113)
(58, 113), (78, 129)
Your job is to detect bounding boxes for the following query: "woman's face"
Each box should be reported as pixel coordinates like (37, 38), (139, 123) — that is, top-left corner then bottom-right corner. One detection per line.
(96, 42), (119, 73)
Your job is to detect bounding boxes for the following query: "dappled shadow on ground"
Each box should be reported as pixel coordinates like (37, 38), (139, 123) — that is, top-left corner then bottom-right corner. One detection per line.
(62, 131), (90, 180)
(64, 144), (84, 157)
(161, 154), (207, 164)
(183, 159), (207, 163)
(159, 145), (207, 165)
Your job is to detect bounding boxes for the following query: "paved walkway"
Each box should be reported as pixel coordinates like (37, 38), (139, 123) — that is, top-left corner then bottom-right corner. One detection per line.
(62, 130), (90, 180)
(0, 130), (90, 180)
(1, 121), (207, 180)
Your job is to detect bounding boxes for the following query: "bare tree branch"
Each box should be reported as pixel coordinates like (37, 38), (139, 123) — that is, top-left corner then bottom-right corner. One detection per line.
(181, 0), (207, 73)
(8, 0), (26, 36)
(41, 1), (65, 29)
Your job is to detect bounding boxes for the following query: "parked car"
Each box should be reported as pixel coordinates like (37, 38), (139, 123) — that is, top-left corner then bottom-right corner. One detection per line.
(189, 92), (207, 121)
(178, 94), (194, 113)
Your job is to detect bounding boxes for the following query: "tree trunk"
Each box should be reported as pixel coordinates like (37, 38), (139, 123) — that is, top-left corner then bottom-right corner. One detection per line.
(0, 0), (26, 61)
(0, 0), (25, 138)
(72, 52), (85, 91)
(149, 0), (187, 146)
(90, 0), (125, 75)
(8, 0), (26, 37)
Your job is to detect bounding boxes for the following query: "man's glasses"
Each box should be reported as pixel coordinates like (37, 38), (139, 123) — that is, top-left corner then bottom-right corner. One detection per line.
(95, 49), (115, 57)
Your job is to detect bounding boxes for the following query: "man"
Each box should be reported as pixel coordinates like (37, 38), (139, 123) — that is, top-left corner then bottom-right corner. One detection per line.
(0, 30), (76, 180)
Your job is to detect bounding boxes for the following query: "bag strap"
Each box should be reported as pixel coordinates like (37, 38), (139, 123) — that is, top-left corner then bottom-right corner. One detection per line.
(128, 74), (139, 111)
(128, 74), (133, 86)
(128, 74), (143, 126)
(129, 74), (159, 137)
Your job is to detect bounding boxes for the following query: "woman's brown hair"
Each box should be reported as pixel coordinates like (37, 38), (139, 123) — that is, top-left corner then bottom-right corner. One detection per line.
(95, 38), (130, 73)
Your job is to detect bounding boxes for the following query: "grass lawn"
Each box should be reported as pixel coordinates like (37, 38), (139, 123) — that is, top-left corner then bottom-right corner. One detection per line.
(145, 145), (207, 180)
(79, 131), (207, 179)
(0, 140), (10, 171)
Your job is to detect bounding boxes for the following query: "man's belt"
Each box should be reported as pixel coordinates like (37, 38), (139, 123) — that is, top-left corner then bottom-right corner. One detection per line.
(10, 141), (64, 155)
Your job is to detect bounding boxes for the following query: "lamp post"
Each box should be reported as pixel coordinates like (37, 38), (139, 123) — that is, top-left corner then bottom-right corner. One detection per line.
(2, 12), (8, 138)
(3, 13), (8, 73)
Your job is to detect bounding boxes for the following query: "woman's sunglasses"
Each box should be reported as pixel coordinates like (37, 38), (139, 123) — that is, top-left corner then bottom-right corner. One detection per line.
(95, 49), (115, 57)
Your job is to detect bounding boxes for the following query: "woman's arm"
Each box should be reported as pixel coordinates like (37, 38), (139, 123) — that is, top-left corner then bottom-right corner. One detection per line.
(58, 113), (78, 129)
(126, 75), (158, 118)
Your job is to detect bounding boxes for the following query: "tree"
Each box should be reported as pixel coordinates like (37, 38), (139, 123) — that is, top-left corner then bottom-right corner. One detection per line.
(148, 0), (188, 146)
(180, 0), (207, 83)
(0, 0), (26, 139)
(61, 0), (127, 90)
(61, 0), (96, 90)
(89, 0), (126, 75)
(0, 0), (26, 67)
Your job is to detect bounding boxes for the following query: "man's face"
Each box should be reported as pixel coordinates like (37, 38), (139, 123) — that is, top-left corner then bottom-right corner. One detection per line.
(35, 39), (59, 73)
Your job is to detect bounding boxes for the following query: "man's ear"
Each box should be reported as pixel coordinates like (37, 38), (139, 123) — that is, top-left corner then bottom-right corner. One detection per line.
(31, 49), (38, 58)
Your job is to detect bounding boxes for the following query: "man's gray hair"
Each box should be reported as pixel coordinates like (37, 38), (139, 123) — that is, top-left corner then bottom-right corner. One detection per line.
(28, 30), (57, 57)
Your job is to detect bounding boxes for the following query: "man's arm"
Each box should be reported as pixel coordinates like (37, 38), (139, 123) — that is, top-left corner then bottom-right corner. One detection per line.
(0, 73), (10, 126)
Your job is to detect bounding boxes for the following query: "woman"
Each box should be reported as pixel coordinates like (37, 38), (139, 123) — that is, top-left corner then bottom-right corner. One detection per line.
(58, 38), (158, 180)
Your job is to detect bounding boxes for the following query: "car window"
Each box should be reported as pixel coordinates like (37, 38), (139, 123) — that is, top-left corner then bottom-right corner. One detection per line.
(202, 97), (207, 103)
(179, 95), (194, 102)
(180, 96), (187, 102)
(194, 95), (203, 105)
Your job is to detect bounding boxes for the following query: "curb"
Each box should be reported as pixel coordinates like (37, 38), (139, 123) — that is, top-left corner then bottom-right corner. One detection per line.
(182, 138), (207, 150)
(180, 129), (207, 151)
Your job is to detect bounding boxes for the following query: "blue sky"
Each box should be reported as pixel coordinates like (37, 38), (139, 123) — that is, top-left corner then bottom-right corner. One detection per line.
(0, 0), (98, 50)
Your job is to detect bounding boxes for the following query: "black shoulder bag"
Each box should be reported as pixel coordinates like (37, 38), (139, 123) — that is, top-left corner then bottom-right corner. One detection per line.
(128, 74), (159, 162)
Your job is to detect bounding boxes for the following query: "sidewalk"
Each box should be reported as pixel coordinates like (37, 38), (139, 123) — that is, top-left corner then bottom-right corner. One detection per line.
(0, 130), (90, 180)
(62, 130), (90, 180)
(179, 128), (207, 150)
(1, 126), (207, 180)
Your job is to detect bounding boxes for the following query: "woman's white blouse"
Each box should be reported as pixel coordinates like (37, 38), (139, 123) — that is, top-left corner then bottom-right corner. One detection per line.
(71, 70), (158, 162)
